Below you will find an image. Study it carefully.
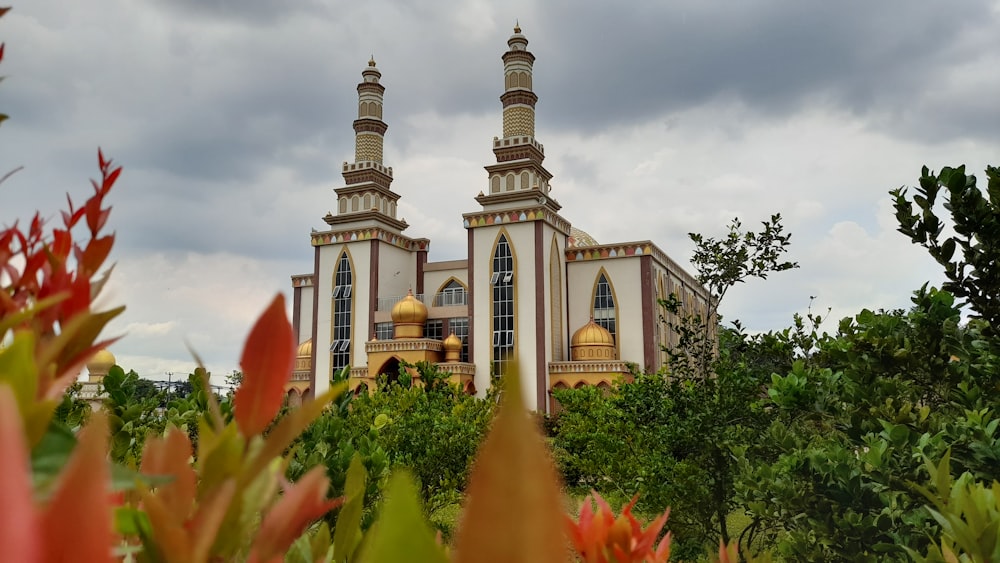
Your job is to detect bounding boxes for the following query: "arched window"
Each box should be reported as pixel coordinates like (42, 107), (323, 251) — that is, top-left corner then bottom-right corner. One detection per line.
(331, 251), (353, 374)
(491, 234), (515, 377)
(593, 271), (617, 346)
(550, 236), (563, 361)
(436, 279), (467, 306)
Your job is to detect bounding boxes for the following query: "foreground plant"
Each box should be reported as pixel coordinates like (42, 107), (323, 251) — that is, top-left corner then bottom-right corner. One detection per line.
(567, 492), (672, 563)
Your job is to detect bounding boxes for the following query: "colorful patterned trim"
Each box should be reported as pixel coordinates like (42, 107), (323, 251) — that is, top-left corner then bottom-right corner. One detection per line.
(565, 241), (703, 293)
(463, 206), (570, 232)
(311, 227), (430, 251)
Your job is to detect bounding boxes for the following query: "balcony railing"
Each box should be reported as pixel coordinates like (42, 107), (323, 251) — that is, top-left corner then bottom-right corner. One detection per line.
(376, 291), (468, 311)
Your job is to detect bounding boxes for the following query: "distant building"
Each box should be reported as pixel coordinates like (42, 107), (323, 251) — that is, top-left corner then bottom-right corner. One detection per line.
(288, 26), (710, 412)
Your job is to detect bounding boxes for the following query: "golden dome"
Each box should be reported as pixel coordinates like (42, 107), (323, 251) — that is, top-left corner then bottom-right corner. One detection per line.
(570, 318), (616, 361)
(296, 339), (313, 357)
(571, 319), (614, 347)
(443, 332), (462, 362)
(86, 349), (116, 380)
(444, 332), (462, 351)
(391, 289), (428, 325)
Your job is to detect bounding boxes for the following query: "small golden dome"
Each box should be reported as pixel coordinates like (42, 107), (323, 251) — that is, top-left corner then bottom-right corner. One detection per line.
(368, 56), (377, 67)
(444, 332), (462, 351)
(86, 349), (116, 379)
(571, 318), (614, 347)
(391, 289), (428, 325)
(296, 339), (313, 357)
(570, 318), (616, 361)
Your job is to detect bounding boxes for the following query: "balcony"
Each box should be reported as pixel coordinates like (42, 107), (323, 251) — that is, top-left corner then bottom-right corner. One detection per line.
(375, 291), (468, 311)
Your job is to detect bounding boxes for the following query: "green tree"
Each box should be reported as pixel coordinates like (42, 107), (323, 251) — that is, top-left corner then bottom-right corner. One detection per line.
(554, 215), (798, 558)
(892, 165), (1000, 328)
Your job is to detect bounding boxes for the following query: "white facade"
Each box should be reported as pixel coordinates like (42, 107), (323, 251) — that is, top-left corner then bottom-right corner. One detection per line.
(289, 27), (709, 412)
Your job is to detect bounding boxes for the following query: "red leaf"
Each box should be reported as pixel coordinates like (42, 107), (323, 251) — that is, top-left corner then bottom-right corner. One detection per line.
(248, 467), (342, 563)
(140, 427), (196, 523)
(235, 293), (295, 437)
(80, 235), (114, 277)
(0, 386), (42, 562)
(41, 412), (114, 563)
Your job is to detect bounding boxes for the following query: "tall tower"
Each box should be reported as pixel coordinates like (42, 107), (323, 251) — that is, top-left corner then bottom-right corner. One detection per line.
(324, 58), (407, 233)
(309, 58), (429, 402)
(464, 25), (571, 413)
(475, 24), (557, 206)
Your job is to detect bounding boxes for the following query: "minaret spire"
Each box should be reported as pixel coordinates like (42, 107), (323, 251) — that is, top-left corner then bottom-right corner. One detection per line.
(475, 24), (558, 208)
(354, 57), (387, 163)
(325, 58), (408, 233)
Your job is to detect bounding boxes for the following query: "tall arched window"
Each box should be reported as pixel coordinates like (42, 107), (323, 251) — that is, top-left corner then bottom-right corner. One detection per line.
(331, 251), (353, 374)
(491, 234), (514, 377)
(550, 236), (563, 361)
(593, 271), (617, 345)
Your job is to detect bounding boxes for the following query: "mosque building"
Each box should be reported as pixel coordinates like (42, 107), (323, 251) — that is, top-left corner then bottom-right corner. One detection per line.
(286, 26), (710, 412)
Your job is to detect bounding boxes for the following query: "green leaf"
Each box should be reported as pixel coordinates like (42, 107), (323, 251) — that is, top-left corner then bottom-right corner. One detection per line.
(359, 471), (448, 563)
(333, 454), (367, 562)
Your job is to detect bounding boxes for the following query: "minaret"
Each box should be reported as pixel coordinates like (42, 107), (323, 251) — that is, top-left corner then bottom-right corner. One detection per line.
(324, 57), (408, 233)
(476, 24), (559, 210)
(463, 25), (571, 414)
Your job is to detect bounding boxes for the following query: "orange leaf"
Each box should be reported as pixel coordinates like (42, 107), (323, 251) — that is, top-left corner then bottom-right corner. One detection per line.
(235, 293), (295, 437)
(139, 489), (192, 563)
(248, 466), (343, 563)
(140, 427), (196, 523)
(188, 479), (237, 563)
(453, 364), (569, 563)
(0, 385), (42, 562)
(41, 411), (114, 563)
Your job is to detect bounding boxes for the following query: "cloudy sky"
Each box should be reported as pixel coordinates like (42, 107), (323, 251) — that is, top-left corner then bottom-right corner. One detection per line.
(3, 0), (999, 380)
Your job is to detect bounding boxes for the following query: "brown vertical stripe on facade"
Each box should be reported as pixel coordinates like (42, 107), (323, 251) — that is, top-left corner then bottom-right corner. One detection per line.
(309, 247), (320, 399)
(416, 249), (427, 295)
(534, 222), (547, 412)
(292, 285), (302, 345)
(369, 240), (380, 343)
(640, 255), (655, 371)
(467, 229), (475, 363)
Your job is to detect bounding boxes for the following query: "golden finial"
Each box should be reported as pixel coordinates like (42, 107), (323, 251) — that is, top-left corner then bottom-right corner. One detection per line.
(513, 20), (521, 34)
(368, 55), (376, 67)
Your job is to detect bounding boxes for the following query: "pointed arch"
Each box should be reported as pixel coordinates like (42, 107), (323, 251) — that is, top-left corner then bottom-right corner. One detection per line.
(330, 248), (355, 375)
(591, 267), (619, 356)
(490, 228), (517, 378)
(434, 277), (468, 307)
(549, 234), (564, 361)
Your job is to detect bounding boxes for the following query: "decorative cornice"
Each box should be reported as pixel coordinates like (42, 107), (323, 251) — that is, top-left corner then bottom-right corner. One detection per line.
(484, 161), (552, 180)
(565, 240), (703, 292)
(342, 160), (393, 178)
(473, 188), (562, 211)
(366, 339), (444, 353)
(463, 205), (570, 233)
(353, 118), (388, 136)
(335, 181), (400, 199)
(548, 360), (630, 374)
(502, 50), (535, 65)
(436, 362), (476, 376)
(357, 82), (385, 95)
(311, 226), (429, 251)
(291, 274), (314, 288)
(323, 209), (409, 232)
(493, 135), (544, 154)
(501, 90), (538, 108)
(493, 144), (545, 164)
